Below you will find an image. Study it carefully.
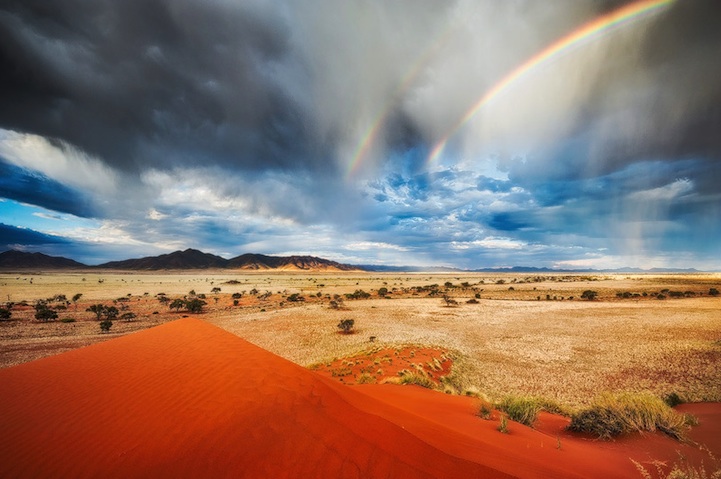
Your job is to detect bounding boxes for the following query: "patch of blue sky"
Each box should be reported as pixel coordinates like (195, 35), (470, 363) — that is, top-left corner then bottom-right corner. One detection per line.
(0, 199), (101, 237)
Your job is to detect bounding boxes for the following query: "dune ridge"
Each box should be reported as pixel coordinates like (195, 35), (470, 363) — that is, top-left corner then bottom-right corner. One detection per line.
(0, 318), (718, 478)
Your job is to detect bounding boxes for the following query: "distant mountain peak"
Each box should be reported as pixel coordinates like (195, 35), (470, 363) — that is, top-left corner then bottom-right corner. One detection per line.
(0, 250), (87, 269)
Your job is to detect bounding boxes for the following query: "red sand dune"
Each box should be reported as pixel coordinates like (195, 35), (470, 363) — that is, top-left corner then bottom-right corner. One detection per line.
(0, 318), (718, 478)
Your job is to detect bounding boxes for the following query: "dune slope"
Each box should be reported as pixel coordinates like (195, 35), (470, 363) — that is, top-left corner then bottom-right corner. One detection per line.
(0, 318), (718, 478)
(0, 318), (503, 478)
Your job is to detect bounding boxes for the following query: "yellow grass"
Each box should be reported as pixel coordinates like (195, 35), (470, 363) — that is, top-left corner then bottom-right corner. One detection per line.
(569, 392), (694, 439)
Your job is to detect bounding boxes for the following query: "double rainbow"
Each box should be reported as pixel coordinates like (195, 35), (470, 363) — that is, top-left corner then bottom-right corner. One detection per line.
(345, 28), (453, 179)
(424, 0), (675, 166)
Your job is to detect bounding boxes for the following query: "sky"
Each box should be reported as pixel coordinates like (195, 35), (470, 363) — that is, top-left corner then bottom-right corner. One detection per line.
(1, 0), (720, 269)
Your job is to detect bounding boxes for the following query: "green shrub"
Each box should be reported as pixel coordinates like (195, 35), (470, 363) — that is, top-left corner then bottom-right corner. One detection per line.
(568, 392), (693, 440)
(498, 396), (543, 427)
(35, 307), (58, 322)
(664, 392), (684, 408)
(581, 290), (598, 300)
(99, 319), (113, 333)
(498, 415), (508, 433)
(337, 319), (355, 334)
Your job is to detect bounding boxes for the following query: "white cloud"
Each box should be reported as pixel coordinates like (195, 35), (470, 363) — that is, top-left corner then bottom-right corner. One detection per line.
(0, 129), (119, 195)
(451, 236), (526, 251)
(345, 241), (409, 252)
(629, 178), (694, 202)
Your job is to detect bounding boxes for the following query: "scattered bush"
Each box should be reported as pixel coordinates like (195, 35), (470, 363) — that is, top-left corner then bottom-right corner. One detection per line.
(442, 295), (459, 306)
(710, 288), (719, 297)
(0, 307), (11, 320)
(345, 289), (371, 300)
(34, 301), (58, 322)
(99, 319), (113, 333)
(60, 317), (76, 323)
(86, 304), (106, 320)
(185, 298), (207, 313)
(337, 319), (355, 334)
(581, 290), (598, 300)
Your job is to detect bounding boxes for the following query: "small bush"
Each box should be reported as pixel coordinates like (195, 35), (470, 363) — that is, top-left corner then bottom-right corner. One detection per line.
(568, 392), (693, 440)
(356, 373), (376, 384)
(498, 396), (543, 427)
(478, 401), (493, 420)
(664, 392), (684, 408)
(581, 290), (598, 300)
(35, 307), (58, 322)
(60, 317), (76, 323)
(498, 415), (508, 433)
(99, 319), (113, 333)
(337, 319), (355, 334)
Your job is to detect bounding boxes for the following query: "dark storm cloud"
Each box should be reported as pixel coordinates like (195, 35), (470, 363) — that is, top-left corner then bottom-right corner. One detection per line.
(0, 0), (317, 173)
(0, 0), (718, 178)
(567, 0), (721, 171)
(0, 160), (96, 217)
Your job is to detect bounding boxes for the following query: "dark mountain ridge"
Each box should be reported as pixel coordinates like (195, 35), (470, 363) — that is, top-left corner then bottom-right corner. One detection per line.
(0, 250), (87, 269)
(97, 249), (359, 271)
(98, 249), (228, 270)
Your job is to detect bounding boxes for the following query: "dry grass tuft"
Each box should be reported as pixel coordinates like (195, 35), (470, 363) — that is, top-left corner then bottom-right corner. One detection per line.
(497, 396), (543, 427)
(569, 392), (694, 440)
(633, 450), (721, 479)
(496, 396), (570, 427)
(397, 370), (436, 389)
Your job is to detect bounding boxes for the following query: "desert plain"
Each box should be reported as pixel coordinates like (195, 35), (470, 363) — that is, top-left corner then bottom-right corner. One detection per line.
(1, 270), (720, 478)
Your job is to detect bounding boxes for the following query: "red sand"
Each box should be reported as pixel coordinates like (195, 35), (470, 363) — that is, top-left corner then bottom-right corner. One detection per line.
(0, 318), (718, 478)
(311, 346), (452, 385)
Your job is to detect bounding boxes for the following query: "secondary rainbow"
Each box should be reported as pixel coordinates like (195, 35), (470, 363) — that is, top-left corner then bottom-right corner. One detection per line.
(426, 0), (675, 166)
(345, 28), (452, 179)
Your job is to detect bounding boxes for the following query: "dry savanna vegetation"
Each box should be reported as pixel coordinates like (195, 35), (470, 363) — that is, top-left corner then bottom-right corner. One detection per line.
(2, 271), (720, 415)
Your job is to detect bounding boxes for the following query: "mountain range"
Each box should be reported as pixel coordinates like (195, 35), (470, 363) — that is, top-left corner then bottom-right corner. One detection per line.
(0, 249), (359, 271)
(0, 249), (703, 273)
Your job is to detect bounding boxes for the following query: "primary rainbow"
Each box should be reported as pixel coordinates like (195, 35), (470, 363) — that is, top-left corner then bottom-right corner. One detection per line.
(426, 0), (675, 166)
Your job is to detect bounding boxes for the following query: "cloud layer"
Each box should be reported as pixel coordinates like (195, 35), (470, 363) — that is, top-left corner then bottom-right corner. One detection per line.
(1, 0), (719, 268)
